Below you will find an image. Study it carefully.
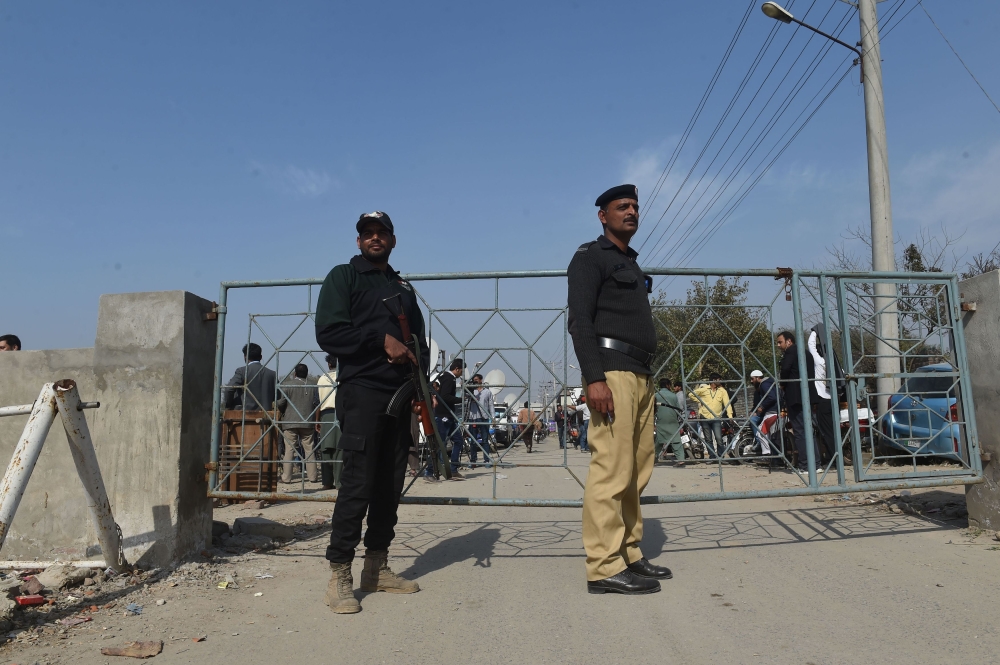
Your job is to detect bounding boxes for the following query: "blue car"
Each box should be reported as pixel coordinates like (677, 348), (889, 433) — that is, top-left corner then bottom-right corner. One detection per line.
(880, 363), (962, 460)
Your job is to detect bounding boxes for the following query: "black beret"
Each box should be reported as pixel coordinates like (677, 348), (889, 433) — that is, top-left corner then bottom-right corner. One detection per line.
(356, 211), (394, 234)
(595, 184), (639, 208)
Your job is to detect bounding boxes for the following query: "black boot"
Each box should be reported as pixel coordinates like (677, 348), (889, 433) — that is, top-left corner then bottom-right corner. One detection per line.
(627, 558), (673, 579)
(587, 570), (660, 595)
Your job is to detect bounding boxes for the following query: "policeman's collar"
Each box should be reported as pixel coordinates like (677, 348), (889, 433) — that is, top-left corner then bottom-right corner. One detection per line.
(596, 235), (639, 259)
(351, 254), (398, 277)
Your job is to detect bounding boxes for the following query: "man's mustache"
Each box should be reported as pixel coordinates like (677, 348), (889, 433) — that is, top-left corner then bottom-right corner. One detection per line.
(624, 215), (638, 224)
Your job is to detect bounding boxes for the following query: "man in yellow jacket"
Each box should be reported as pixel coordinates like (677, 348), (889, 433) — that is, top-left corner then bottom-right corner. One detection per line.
(688, 373), (732, 459)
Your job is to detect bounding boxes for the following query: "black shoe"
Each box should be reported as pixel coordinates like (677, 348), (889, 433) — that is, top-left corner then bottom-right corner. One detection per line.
(587, 570), (660, 595)
(627, 558), (673, 580)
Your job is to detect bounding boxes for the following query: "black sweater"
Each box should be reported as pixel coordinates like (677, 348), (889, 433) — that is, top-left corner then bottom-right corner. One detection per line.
(567, 235), (656, 384)
(314, 255), (429, 392)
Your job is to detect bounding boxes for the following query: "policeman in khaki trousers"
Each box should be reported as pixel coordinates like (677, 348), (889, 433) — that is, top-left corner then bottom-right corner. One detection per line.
(567, 184), (673, 595)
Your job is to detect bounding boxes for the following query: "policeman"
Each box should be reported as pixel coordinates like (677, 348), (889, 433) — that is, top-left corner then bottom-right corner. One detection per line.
(567, 184), (673, 595)
(314, 211), (425, 614)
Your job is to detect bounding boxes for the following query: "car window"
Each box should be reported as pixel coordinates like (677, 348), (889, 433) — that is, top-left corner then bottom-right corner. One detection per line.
(902, 374), (956, 398)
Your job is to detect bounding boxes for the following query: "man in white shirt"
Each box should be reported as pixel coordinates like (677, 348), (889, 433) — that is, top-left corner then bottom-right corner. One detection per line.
(578, 396), (591, 453)
(317, 355), (342, 490)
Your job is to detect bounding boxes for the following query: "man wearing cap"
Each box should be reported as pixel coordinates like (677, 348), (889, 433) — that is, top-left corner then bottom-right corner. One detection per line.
(314, 211), (425, 614)
(567, 184), (672, 595)
(749, 369), (777, 454)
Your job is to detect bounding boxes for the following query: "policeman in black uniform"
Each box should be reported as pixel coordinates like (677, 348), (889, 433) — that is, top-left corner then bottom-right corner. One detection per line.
(567, 184), (673, 595)
(314, 211), (425, 614)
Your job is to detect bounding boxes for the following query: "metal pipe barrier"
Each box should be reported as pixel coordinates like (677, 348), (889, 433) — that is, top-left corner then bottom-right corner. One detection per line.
(208, 268), (983, 505)
(0, 381), (129, 572)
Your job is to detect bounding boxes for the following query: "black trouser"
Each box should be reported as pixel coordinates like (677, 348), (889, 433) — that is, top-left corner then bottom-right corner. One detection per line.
(814, 399), (838, 465)
(788, 405), (821, 470)
(326, 383), (410, 563)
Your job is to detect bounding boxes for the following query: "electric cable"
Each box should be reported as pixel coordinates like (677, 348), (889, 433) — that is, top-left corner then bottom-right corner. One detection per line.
(918, 0), (1000, 116)
(637, 0), (759, 251)
(644, 2), (854, 265)
(639, 0), (821, 258)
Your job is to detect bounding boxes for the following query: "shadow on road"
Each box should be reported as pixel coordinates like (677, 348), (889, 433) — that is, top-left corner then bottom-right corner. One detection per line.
(401, 524), (502, 577)
(391, 504), (963, 560)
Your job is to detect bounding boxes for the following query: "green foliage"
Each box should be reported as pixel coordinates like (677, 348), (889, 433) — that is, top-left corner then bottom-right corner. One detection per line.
(651, 277), (776, 385)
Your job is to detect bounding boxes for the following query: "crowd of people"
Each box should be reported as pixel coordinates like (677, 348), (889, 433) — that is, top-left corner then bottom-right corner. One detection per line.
(649, 326), (843, 472)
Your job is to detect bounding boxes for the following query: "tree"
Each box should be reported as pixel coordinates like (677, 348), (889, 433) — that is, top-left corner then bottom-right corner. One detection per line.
(651, 277), (776, 388)
(824, 225), (964, 376)
(961, 243), (1000, 279)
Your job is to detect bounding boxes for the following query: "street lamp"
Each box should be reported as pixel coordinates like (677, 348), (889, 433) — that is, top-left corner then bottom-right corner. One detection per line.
(761, 0), (900, 426)
(760, 2), (862, 68)
(761, 1), (793, 23)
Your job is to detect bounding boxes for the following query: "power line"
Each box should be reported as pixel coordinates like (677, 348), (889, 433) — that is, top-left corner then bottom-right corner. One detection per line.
(649, 0), (930, 274)
(638, 15), (790, 260)
(880, 0), (921, 39)
(636, 0), (759, 251)
(650, 4), (854, 266)
(918, 0), (1000, 117)
(640, 0), (830, 262)
(674, 65), (858, 272)
(647, 1), (855, 267)
(662, 57), (857, 272)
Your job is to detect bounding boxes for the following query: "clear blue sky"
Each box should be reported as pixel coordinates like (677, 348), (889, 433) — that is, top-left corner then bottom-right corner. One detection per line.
(3, 0), (999, 362)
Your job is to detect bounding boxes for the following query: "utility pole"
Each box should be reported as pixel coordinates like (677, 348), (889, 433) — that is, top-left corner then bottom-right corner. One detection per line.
(859, 0), (900, 416)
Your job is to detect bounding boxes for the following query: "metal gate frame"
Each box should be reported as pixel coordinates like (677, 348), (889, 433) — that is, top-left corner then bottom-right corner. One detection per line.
(206, 268), (983, 506)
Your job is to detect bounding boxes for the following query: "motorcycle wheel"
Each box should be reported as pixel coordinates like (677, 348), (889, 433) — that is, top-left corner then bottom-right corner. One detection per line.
(734, 430), (756, 459)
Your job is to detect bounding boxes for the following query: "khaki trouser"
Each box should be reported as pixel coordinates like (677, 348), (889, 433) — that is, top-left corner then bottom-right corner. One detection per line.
(582, 370), (655, 581)
(281, 427), (318, 483)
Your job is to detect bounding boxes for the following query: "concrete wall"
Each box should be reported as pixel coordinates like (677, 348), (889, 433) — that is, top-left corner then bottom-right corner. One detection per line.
(960, 270), (1000, 530)
(0, 291), (216, 567)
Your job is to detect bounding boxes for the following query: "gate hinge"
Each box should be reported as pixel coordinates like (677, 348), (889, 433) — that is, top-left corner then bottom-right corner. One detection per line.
(961, 301), (977, 312)
(204, 462), (217, 471)
(981, 452), (991, 464)
(203, 302), (220, 322)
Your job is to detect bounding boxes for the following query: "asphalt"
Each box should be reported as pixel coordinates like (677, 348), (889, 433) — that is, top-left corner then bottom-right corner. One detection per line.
(4, 443), (997, 665)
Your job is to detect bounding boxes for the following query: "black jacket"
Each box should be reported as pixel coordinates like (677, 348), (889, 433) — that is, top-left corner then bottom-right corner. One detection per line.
(314, 255), (429, 392)
(753, 377), (778, 414)
(567, 236), (656, 383)
(434, 370), (460, 418)
(779, 343), (818, 409)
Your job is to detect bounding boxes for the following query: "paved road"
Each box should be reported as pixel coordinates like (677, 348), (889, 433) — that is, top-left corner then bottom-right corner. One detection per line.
(4, 451), (996, 665)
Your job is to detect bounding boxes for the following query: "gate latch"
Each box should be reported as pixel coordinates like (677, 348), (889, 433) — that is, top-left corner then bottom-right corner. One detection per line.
(203, 302), (220, 322)
(776, 268), (793, 301)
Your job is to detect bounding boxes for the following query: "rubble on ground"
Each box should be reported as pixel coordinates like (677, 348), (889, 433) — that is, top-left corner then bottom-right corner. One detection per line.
(0, 511), (331, 651)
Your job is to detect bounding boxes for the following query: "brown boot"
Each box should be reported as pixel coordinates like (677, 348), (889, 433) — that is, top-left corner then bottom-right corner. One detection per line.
(360, 550), (419, 594)
(324, 562), (360, 613)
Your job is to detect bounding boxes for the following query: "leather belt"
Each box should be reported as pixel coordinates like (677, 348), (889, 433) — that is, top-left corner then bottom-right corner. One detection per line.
(597, 336), (654, 366)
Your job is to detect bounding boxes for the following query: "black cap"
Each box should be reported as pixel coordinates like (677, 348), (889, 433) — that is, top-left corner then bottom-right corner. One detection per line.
(595, 184), (639, 208)
(356, 211), (394, 235)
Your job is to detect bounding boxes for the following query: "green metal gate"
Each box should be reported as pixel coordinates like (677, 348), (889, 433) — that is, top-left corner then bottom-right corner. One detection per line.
(206, 268), (982, 505)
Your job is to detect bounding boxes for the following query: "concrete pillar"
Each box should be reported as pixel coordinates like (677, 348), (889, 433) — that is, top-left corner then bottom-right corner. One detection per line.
(0, 291), (217, 567)
(960, 270), (1000, 529)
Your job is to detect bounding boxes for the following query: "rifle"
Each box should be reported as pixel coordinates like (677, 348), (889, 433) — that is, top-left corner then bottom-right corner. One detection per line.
(382, 294), (452, 479)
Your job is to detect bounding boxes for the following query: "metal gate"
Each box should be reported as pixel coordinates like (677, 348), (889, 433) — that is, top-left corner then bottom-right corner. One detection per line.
(206, 268), (982, 506)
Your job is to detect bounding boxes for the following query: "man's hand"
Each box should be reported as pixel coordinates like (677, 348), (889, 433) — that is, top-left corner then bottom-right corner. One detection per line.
(384, 334), (416, 365)
(587, 381), (615, 421)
